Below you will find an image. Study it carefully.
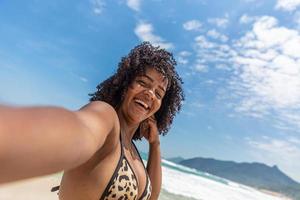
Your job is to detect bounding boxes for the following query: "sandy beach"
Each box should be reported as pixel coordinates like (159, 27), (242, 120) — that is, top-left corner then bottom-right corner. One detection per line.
(0, 173), (188, 200)
(0, 173), (291, 200)
(0, 173), (62, 200)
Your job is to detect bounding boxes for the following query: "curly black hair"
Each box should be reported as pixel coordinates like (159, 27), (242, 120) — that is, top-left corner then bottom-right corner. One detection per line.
(89, 42), (184, 140)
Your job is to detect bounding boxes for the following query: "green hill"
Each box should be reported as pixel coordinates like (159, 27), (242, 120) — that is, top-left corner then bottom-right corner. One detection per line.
(169, 157), (300, 200)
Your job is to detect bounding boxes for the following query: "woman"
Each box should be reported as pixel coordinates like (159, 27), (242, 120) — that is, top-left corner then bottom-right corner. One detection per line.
(0, 42), (184, 200)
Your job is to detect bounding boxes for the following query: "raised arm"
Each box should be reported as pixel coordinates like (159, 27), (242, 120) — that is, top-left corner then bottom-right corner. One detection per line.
(147, 141), (162, 200)
(140, 116), (162, 200)
(0, 101), (117, 184)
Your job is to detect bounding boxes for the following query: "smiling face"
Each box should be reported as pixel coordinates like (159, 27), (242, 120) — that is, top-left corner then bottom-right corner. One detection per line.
(119, 67), (169, 124)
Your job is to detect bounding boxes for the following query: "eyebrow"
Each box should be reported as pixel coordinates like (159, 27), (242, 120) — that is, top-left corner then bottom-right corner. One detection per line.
(142, 74), (167, 93)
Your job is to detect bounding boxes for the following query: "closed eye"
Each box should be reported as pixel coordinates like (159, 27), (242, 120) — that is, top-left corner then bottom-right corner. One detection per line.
(136, 79), (164, 99)
(155, 91), (164, 99)
(137, 80), (147, 86)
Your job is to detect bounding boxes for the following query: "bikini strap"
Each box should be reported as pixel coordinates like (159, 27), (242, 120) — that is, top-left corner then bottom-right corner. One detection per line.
(131, 141), (146, 169)
(119, 129), (125, 156)
(51, 131), (124, 194)
(51, 185), (60, 193)
(131, 141), (152, 200)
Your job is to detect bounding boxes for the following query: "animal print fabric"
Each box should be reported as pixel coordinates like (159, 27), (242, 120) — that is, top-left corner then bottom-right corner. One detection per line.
(100, 140), (152, 200)
(139, 175), (152, 200)
(100, 157), (138, 200)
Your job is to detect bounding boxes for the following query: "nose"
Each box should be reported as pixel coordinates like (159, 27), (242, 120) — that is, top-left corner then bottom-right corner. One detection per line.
(145, 88), (155, 99)
(149, 89), (155, 96)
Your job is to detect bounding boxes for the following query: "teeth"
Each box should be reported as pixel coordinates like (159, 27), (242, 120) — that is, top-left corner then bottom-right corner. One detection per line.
(135, 99), (149, 109)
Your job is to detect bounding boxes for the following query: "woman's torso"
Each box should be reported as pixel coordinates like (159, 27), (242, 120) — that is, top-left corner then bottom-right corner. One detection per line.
(58, 125), (151, 200)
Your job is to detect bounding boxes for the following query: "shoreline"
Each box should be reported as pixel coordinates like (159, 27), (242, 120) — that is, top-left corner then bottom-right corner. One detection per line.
(0, 173), (293, 200)
(259, 189), (292, 200)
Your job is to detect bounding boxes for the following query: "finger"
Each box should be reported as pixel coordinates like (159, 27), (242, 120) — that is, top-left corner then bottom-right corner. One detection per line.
(140, 122), (149, 137)
(150, 115), (156, 120)
(148, 116), (156, 123)
(139, 123), (145, 138)
(143, 121), (149, 130)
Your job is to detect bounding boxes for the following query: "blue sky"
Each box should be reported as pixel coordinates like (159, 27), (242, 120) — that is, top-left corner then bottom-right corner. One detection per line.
(1, 0), (300, 182)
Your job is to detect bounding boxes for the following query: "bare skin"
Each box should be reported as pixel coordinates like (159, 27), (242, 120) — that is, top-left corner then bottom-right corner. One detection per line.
(0, 67), (166, 200)
(59, 68), (166, 200)
(0, 101), (117, 184)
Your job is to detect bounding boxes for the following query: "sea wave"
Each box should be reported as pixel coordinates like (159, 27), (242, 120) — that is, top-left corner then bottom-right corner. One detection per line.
(158, 159), (290, 200)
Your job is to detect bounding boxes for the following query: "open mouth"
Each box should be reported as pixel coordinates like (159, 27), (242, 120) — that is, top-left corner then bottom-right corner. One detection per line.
(134, 98), (150, 110)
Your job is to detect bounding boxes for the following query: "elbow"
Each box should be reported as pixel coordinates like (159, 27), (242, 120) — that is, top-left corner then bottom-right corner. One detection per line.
(150, 184), (162, 200)
(150, 193), (160, 200)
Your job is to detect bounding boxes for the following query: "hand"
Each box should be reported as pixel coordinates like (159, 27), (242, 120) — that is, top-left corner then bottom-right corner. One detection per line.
(139, 115), (160, 145)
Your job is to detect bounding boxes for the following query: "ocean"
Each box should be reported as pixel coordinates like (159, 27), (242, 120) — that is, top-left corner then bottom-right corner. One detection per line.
(156, 158), (290, 200)
(0, 155), (291, 200)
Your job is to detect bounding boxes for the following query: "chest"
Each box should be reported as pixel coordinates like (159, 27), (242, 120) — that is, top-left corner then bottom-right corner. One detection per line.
(98, 146), (149, 200)
(59, 142), (150, 200)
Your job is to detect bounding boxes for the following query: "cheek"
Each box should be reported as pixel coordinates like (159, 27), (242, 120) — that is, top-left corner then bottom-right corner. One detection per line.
(129, 84), (143, 94)
(125, 86), (138, 98)
(152, 100), (162, 113)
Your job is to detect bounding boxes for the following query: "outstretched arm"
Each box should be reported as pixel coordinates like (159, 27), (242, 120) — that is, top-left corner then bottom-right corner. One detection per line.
(0, 101), (117, 184)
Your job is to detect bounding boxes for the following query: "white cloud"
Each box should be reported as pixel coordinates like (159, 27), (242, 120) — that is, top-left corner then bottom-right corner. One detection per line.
(207, 29), (228, 42)
(195, 35), (216, 48)
(194, 35), (235, 63)
(294, 11), (300, 27)
(275, 0), (300, 11)
(177, 51), (192, 65)
(251, 16), (299, 51)
(246, 137), (300, 181)
(91, 0), (105, 15)
(242, 0), (259, 2)
(179, 51), (192, 57)
(205, 80), (216, 84)
(183, 20), (202, 31)
(79, 77), (88, 82)
(239, 14), (258, 24)
(207, 16), (229, 28)
(191, 102), (205, 109)
(194, 64), (208, 72)
(134, 22), (174, 49)
(278, 111), (300, 130)
(190, 34), (237, 74)
(288, 136), (300, 145)
(228, 16), (300, 130)
(232, 16), (300, 103)
(216, 63), (231, 70)
(189, 15), (300, 132)
(177, 57), (189, 65)
(127, 0), (141, 12)
(70, 72), (89, 83)
(247, 138), (300, 160)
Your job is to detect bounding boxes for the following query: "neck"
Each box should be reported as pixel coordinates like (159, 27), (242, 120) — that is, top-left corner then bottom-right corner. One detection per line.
(117, 108), (139, 143)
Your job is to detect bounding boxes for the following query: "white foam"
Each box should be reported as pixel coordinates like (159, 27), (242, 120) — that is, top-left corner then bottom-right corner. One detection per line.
(162, 159), (200, 173)
(160, 160), (290, 200)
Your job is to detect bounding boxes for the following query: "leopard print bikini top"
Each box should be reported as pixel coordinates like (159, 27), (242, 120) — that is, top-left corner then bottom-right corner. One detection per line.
(99, 135), (152, 200)
(51, 134), (152, 200)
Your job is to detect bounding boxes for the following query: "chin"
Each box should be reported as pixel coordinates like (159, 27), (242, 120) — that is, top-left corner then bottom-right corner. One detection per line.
(127, 113), (145, 124)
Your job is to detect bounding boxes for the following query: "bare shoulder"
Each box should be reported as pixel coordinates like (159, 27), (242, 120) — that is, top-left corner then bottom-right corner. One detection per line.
(76, 101), (118, 124)
(79, 101), (116, 114)
(75, 101), (120, 150)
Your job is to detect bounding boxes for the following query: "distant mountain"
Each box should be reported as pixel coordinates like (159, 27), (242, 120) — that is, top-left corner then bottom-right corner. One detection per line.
(167, 156), (185, 163)
(168, 157), (300, 200)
